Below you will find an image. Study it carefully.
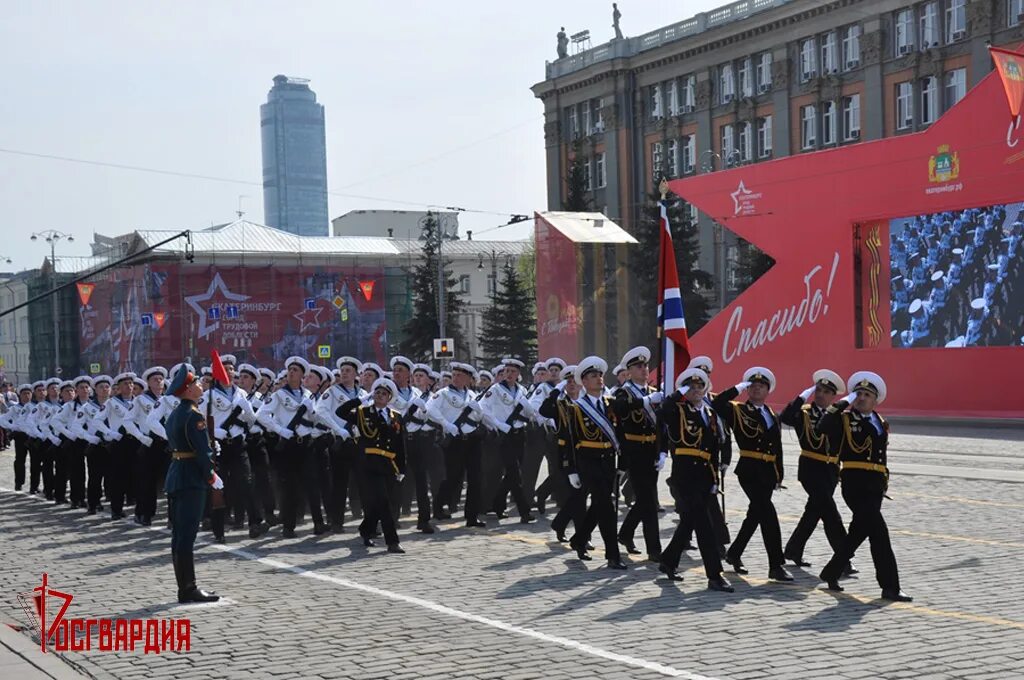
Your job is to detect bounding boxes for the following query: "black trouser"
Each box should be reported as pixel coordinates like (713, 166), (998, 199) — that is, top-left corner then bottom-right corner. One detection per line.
(310, 435), (334, 521)
(329, 437), (358, 527)
(68, 440), (88, 506)
(246, 435), (278, 519)
(672, 481), (731, 547)
(108, 436), (138, 516)
(536, 433), (569, 508)
(821, 484), (900, 591)
(439, 435), (482, 522)
(785, 472), (847, 560)
(220, 437), (262, 527)
(617, 445), (662, 557)
(406, 432), (435, 523)
(359, 467), (400, 546)
(134, 437), (168, 520)
(481, 433), (503, 512)
(520, 426), (546, 505)
(13, 433), (29, 489)
(492, 429), (531, 518)
(551, 471), (594, 537)
(574, 454), (621, 561)
(32, 437), (49, 494)
(276, 437), (324, 531)
(662, 471), (724, 580)
(726, 473), (784, 570)
(52, 439), (70, 502)
(86, 442), (108, 510)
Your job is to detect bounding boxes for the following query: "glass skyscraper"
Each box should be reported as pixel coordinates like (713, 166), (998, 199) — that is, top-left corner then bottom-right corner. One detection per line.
(260, 75), (329, 236)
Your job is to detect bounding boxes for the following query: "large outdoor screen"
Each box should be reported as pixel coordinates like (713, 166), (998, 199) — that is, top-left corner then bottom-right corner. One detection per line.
(889, 202), (1023, 348)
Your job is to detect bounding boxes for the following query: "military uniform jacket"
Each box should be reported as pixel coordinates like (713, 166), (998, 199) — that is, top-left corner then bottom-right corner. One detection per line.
(107, 395), (145, 442)
(131, 392), (160, 443)
(481, 381), (537, 431)
(569, 392), (621, 472)
(538, 389), (574, 473)
(33, 400), (62, 443)
(315, 384), (364, 439)
(201, 384), (256, 440)
(425, 386), (485, 436)
(256, 385), (316, 439)
(338, 400), (407, 477)
(146, 394), (180, 441)
(712, 387), (784, 484)
(815, 401), (890, 494)
(660, 393), (720, 490)
(611, 381), (658, 460)
(164, 398), (215, 493)
(82, 399), (115, 444)
(779, 397), (839, 484)
(389, 384), (433, 434)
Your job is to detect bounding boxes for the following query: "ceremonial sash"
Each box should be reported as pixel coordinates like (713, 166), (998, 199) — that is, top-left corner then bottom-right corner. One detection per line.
(624, 381), (656, 426)
(575, 395), (619, 451)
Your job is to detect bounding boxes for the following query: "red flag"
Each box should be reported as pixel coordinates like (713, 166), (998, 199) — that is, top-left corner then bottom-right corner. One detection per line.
(152, 312), (167, 330)
(656, 200), (691, 391)
(990, 46), (1024, 118)
(359, 279), (375, 301)
(210, 350), (230, 387)
(76, 282), (95, 307)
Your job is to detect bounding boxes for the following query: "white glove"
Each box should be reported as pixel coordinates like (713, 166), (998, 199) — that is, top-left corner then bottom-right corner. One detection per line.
(444, 422), (459, 437)
(735, 381), (752, 392)
(214, 427), (228, 439)
(141, 435), (154, 448)
(646, 391), (664, 405)
(50, 435), (60, 446)
(799, 386), (815, 401)
(86, 435), (100, 445)
(835, 393), (851, 403)
(497, 422), (511, 434)
(277, 428), (294, 440)
(676, 385), (690, 397)
(111, 431), (123, 441)
(210, 473), (224, 490)
(411, 397), (427, 410)
(546, 418), (556, 429)
(655, 451), (668, 471)
(568, 473), (582, 489)
(335, 427), (351, 441)
(396, 473), (406, 483)
(555, 380), (567, 391)
(213, 441), (222, 455)
(467, 400), (482, 413)
(710, 484), (719, 495)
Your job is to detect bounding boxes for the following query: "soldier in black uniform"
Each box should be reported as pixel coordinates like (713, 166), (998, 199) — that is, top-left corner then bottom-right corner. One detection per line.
(780, 369), (855, 574)
(712, 367), (793, 582)
(612, 346), (664, 561)
(164, 365), (221, 603)
(658, 368), (734, 592)
(818, 371), (912, 602)
(338, 377), (407, 553)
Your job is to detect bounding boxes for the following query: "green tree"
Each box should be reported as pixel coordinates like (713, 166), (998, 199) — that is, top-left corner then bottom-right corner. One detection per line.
(629, 190), (714, 350)
(478, 262), (538, 367)
(734, 238), (775, 293)
(562, 142), (592, 211)
(398, 212), (467, 361)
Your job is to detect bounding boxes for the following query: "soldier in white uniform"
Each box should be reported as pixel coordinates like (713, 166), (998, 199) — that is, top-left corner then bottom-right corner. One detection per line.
(257, 356), (323, 537)
(1, 385), (35, 491)
(51, 380), (82, 504)
(107, 372), (145, 519)
(132, 367), (165, 526)
(62, 376), (98, 509)
(237, 363), (279, 527)
(482, 358), (540, 523)
(306, 364), (336, 530)
(317, 356), (365, 532)
(35, 379), (64, 499)
(532, 357), (567, 513)
(388, 356), (435, 532)
(84, 375), (117, 515)
(426, 362), (488, 527)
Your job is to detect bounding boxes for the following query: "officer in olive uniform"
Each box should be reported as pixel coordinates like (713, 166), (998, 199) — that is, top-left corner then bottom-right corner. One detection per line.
(818, 371), (912, 602)
(164, 366), (221, 603)
(712, 367), (793, 582)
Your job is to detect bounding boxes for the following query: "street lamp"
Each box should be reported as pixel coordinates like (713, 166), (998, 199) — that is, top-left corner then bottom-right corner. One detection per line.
(30, 230), (74, 376)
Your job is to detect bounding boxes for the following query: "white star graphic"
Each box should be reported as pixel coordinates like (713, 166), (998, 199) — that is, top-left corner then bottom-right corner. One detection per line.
(293, 304), (324, 333)
(185, 272), (250, 339)
(731, 180), (753, 215)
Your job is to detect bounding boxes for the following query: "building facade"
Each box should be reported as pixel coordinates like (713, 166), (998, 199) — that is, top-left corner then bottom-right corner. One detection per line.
(532, 0), (1024, 312)
(332, 210), (461, 239)
(0, 274), (31, 385)
(261, 75), (330, 237)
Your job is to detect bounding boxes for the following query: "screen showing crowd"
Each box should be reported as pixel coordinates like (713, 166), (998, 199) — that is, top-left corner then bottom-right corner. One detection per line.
(889, 203), (1023, 348)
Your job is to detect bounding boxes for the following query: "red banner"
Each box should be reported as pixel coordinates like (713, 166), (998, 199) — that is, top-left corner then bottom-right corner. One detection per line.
(990, 46), (1024, 118)
(152, 312), (167, 330)
(359, 279), (376, 301)
(535, 214), (581, 360)
(76, 282), (95, 307)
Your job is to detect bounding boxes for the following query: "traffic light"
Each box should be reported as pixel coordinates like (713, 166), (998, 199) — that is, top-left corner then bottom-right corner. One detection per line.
(433, 337), (454, 359)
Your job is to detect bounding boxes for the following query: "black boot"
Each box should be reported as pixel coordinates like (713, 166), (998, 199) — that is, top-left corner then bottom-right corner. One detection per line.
(177, 552), (220, 603)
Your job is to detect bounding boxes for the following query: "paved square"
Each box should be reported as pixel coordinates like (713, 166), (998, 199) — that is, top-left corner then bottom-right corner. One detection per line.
(2, 423), (1022, 680)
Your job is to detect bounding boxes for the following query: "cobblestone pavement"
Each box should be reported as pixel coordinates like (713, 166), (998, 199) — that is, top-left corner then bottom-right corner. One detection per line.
(1, 425), (1022, 680)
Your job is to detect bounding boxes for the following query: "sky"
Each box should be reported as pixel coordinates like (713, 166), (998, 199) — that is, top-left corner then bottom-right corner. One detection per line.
(0, 0), (725, 271)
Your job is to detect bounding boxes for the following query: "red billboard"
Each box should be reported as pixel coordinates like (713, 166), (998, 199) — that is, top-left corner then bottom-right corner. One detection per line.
(669, 66), (1024, 418)
(535, 214), (582, 360)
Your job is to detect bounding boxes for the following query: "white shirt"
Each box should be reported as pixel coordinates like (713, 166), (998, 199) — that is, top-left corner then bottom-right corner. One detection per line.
(257, 385), (316, 438)
(482, 381), (537, 430)
(425, 385), (484, 435)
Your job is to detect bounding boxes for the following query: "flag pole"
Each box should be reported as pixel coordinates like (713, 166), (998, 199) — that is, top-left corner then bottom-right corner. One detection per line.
(655, 178), (669, 394)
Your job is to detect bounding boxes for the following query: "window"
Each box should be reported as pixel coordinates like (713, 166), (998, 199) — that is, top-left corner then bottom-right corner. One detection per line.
(895, 9), (915, 54)
(757, 115), (773, 157)
(896, 81), (914, 130)
(946, 0), (966, 42)
(822, 100), (837, 145)
(595, 152), (607, 188)
(821, 31), (838, 74)
(756, 52), (773, 91)
(920, 2), (940, 48)
(682, 136), (696, 173)
(801, 104), (817, 149)
(686, 203), (699, 225)
(945, 68), (967, 109)
(667, 79), (679, 116)
(721, 124), (736, 162)
(720, 63), (735, 103)
(594, 98), (606, 132)
(487, 273), (497, 296)
(667, 139), (679, 176)
(583, 156), (593, 190)
(800, 38), (817, 81)
(842, 94), (861, 139)
(1010, 0), (1024, 26)
(738, 122), (753, 161)
(582, 104), (592, 136)
(921, 76), (938, 124)
(682, 75), (696, 111)
(843, 25), (861, 69)
(739, 57), (753, 97)
(567, 106), (578, 139)
(649, 84), (663, 120)
(458, 274), (471, 294)
(652, 141), (663, 178)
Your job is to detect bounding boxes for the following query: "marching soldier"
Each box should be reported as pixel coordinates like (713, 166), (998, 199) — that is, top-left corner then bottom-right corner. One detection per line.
(306, 364), (336, 527)
(0, 385), (33, 491)
(426, 362), (487, 527)
(779, 369), (855, 574)
(61, 376), (97, 510)
(567, 356), (627, 569)
(482, 357), (539, 523)
(256, 356), (325, 537)
(338, 377), (408, 553)
(613, 346), (664, 562)
(531, 357), (567, 514)
(658, 368), (734, 592)
(389, 356), (436, 533)
(84, 375), (116, 516)
(107, 372), (146, 520)
(818, 372), (912, 602)
(412, 363), (446, 522)
(317, 356), (365, 532)
(50, 380), (80, 505)
(164, 365), (221, 603)
(237, 363), (279, 527)
(35, 380), (64, 501)
(132, 367), (166, 526)
(712, 367), (793, 582)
